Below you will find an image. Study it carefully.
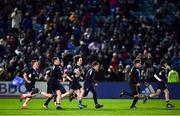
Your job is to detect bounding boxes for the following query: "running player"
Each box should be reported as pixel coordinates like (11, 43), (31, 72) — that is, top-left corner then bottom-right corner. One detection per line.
(20, 60), (41, 109)
(43, 57), (64, 110)
(119, 59), (142, 109)
(143, 59), (174, 108)
(61, 55), (87, 109)
(83, 61), (103, 109)
(43, 59), (72, 109)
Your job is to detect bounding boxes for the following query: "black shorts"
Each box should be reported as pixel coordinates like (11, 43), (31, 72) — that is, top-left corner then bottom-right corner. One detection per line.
(83, 83), (95, 96)
(25, 84), (35, 92)
(70, 82), (82, 90)
(157, 82), (167, 91)
(47, 79), (60, 94)
(59, 83), (66, 94)
(129, 83), (140, 95)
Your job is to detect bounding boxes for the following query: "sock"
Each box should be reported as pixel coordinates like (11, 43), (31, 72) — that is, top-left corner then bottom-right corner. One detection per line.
(44, 94), (55, 105)
(44, 97), (52, 106)
(166, 100), (170, 104)
(22, 103), (27, 107)
(130, 97), (139, 108)
(31, 88), (39, 95)
(79, 100), (82, 104)
(39, 90), (42, 94)
(93, 92), (98, 105)
(56, 103), (60, 107)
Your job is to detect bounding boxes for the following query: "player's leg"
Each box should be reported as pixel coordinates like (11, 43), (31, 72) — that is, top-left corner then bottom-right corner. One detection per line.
(20, 92), (31, 101)
(21, 85), (35, 108)
(20, 85), (37, 101)
(69, 91), (77, 102)
(43, 93), (55, 109)
(22, 97), (31, 109)
(55, 89), (62, 110)
(83, 86), (89, 97)
(119, 89), (133, 97)
(43, 80), (55, 109)
(149, 89), (161, 97)
(79, 87), (84, 101)
(143, 89), (161, 104)
(164, 89), (174, 108)
(130, 94), (139, 109)
(130, 85), (140, 109)
(75, 89), (85, 109)
(20, 88), (39, 101)
(60, 83), (75, 101)
(79, 87), (87, 107)
(61, 89), (73, 98)
(90, 87), (103, 109)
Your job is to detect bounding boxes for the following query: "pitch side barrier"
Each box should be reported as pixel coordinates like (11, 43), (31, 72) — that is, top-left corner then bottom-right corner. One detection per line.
(0, 81), (180, 99)
(96, 82), (180, 99)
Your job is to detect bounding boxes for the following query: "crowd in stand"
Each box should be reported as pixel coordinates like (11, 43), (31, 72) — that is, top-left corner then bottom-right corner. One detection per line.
(0, 0), (179, 82)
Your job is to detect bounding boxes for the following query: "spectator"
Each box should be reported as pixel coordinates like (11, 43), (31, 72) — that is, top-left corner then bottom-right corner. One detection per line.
(168, 68), (180, 83)
(0, 0), (179, 81)
(11, 8), (21, 33)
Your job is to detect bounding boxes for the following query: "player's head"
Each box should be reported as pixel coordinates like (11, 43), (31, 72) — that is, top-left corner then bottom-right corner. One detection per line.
(134, 58), (141, 68)
(52, 57), (61, 65)
(92, 61), (100, 71)
(31, 60), (39, 70)
(73, 55), (83, 65)
(160, 59), (167, 68)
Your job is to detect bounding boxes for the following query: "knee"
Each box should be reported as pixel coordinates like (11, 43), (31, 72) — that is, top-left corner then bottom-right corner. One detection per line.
(155, 92), (160, 96)
(81, 88), (84, 93)
(164, 90), (169, 95)
(56, 90), (61, 96)
(134, 93), (139, 98)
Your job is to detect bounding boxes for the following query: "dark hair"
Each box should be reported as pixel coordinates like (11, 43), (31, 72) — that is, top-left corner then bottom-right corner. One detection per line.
(31, 60), (38, 66)
(160, 59), (167, 66)
(92, 61), (100, 67)
(134, 59), (141, 64)
(73, 55), (82, 63)
(52, 57), (60, 63)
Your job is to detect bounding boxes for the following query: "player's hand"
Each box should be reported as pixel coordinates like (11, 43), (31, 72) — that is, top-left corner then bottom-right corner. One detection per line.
(27, 80), (31, 84)
(38, 73), (43, 80)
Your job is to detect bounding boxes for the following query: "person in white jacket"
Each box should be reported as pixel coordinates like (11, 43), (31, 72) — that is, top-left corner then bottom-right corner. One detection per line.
(11, 8), (21, 31)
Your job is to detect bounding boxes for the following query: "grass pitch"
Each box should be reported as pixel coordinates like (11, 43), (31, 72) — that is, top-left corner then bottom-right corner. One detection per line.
(0, 98), (179, 115)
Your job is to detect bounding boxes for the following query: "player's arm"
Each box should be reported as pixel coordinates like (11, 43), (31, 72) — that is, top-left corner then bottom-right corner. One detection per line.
(140, 70), (149, 86)
(130, 69), (139, 85)
(63, 73), (72, 82)
(44, 70), (50, 81)
(23, 72), (31, 84)
(154, 74), (162, 82)
(11, 12), (16, 18)
(35, 73), (43, 80)
(91, 71), (97, 84)
(74, 68), (82, 78)
(79, 76), (84, 80)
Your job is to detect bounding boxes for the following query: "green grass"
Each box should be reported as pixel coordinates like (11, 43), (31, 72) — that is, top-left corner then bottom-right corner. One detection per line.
(0, 98), (180, 115)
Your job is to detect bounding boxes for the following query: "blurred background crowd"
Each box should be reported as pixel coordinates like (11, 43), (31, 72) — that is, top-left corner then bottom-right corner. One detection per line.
(0, 0), (179, 82)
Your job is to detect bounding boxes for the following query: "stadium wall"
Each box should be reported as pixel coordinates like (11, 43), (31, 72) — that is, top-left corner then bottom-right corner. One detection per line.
(0, 81), (180, 99)
(0, 81), (93, 98)
(96, 82), (180, 99)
